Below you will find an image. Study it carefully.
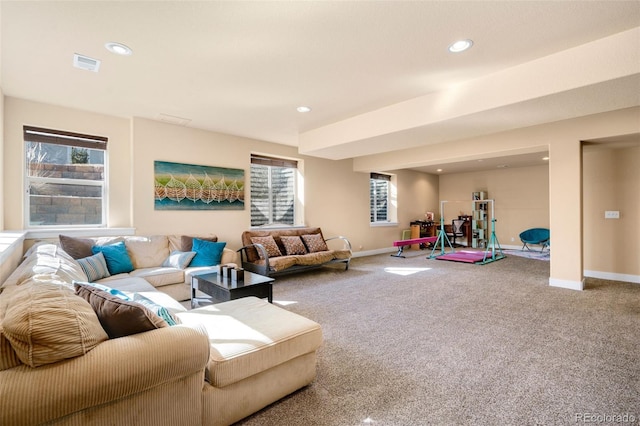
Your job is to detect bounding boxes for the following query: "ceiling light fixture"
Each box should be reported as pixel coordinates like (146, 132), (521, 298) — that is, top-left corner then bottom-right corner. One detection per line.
(448, 39), (473, 53)
(542, 156), (550, 161)
(436, 168), (443, 172)
(105, 42), (132, 56)
(296, 106), (312, 113)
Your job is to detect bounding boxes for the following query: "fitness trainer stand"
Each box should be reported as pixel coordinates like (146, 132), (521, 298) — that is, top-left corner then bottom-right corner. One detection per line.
(429, 201), (455, 259)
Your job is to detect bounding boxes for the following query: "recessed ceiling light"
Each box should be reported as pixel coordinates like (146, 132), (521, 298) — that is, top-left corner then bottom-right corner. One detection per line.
(105, 42), (132, 56)
(496, 164), (509, 169)
(542, 156), (550, 161)
(448, 39), (473, 53)
(296, 106), (312, 113)
(436, 168), (443, 172)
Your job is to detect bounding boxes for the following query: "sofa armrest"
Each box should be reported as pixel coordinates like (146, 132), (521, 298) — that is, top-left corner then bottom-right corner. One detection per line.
(237, 244), (270, 276)
(0, 325), (210, 426)
(220, 247), (239, 266)
(325, 235), (352, 251)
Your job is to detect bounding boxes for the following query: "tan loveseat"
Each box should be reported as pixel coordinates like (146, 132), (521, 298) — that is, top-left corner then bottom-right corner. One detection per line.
(239, 227), (352, 277)
(0, 237), (323, 425)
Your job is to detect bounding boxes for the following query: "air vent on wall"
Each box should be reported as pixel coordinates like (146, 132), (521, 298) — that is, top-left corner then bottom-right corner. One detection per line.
(73, 53), (101, 72)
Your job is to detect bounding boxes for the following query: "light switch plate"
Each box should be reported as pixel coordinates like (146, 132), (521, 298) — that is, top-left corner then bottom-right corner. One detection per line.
(604, 211), (620, 219)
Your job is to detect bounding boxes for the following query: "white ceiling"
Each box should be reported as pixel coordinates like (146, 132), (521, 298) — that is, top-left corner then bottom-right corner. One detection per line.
(1, 1), (639, 173)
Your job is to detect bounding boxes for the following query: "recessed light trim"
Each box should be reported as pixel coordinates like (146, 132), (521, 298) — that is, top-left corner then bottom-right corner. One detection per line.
(296, 106), (312, 113)
(448, 39), (473, 53)
(105, 42), (132, 56)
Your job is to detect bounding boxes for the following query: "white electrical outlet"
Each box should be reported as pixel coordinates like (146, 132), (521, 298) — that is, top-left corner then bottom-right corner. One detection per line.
(604, 211), (620, 219)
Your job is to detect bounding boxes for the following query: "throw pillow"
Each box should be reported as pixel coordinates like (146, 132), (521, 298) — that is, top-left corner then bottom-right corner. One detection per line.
(91, 241), (134, 275)
(74, 282), (168, 339)
(301, 234), (329, 253)
(77, 252), (111, 282)
(2, 282), (108, 367)
(280, 236), (308, 255)
(132, 293), (178, 326)
(180, 235), (218, 252)
(249, 236), (283, 259)
(189, 239), (227, 267)
(162, 250), (197, 269)
(59, 234), (94, 259)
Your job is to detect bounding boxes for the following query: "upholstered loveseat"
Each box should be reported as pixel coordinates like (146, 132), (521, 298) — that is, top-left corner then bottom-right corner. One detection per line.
(0, 235), (323, 425)
(238, 227), (352, 277)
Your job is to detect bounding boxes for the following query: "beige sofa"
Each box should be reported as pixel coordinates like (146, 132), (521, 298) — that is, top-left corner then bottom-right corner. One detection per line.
(239, 227), (352, 277)
(0, 237), (323, 425)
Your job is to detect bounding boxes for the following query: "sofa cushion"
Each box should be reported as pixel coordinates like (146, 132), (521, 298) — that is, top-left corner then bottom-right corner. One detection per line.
(92, 242), (134, 275)
(181, 235), (218, 252)
(250, 236), (282, 259)
(190, 239), (227, 267)
(125, 235), (170, 269)
(77, 252), (111, 282)
(301, 234), (329, 253)
(176, 297), (322, 388)
(74, 282), (168, 339)
(162, 250), (197, 269)
(130, 267), (185, 287)
(59, 234), (94, 259)
(295, 251), (334, 266)
(2, 281), (108, 367)
(131, 293), (178, 326)
(280, 236), (308, 255)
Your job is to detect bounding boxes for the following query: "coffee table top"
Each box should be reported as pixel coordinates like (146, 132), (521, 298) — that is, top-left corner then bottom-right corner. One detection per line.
(193, 271), (274, 290)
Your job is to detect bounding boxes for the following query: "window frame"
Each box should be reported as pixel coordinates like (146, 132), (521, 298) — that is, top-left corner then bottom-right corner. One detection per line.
(370, 172), (391, 224)
(23, 126), (108, 229)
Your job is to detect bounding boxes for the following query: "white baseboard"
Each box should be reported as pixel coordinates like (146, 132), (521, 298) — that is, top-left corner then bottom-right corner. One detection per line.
(352, 247), (397, 258)
(549, 277), (585, 291)
(584, 270), (640, 284)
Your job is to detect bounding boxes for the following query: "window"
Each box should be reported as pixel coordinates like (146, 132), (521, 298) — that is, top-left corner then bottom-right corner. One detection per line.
(370, 172), (390, 223)
(250, 154), (298, 227)
(24, 126), (107, 227)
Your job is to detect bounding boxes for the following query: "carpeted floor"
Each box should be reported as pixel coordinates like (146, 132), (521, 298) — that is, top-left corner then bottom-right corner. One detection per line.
(236, 251), (639, 426)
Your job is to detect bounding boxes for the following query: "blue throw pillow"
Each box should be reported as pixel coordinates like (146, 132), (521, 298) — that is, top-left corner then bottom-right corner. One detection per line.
(72, 280), (130, 300)
(92, 241), (134, 275)
(189, 239), (226, 267)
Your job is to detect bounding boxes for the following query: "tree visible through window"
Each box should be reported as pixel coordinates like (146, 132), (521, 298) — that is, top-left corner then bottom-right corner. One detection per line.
(24, 126), (107, 227)
(250, 154), (297, 226)
(370, 172), (390, 223)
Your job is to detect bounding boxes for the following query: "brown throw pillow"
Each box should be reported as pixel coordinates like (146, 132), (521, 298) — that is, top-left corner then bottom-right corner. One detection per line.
(301, 234), (329, 253)
(74, 282), (167, 339)
(180, 235), (218, 252)
(280, 236), (308, 255)
(59, 234), (94, 259)
(250, 236), (283, 259)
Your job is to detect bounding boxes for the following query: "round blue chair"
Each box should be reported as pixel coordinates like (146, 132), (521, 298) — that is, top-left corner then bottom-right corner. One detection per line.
(519, 228), (550, 252)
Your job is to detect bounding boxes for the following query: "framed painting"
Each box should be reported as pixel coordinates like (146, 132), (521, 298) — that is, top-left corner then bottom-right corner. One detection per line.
(154, 160), (244, 210)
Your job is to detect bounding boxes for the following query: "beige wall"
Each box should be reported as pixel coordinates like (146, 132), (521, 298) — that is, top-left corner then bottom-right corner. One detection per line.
(0, 88), (4, 230)
(583, 145), (640, 278)
(3, 97), (132, 229)
(439, 165), (549, 248)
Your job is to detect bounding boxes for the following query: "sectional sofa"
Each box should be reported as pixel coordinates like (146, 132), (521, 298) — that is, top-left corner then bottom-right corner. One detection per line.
(0, 234), (323, 425)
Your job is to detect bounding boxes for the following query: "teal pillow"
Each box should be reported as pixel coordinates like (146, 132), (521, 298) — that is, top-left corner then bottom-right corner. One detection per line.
(92, 241), (134, 275)
(77, 252), (111, 282)
(189, 239), (226, 267)
(72, 280), (129, 300)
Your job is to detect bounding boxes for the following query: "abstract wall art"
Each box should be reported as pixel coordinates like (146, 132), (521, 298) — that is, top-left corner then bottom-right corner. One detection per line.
(154, 160), (245, 210)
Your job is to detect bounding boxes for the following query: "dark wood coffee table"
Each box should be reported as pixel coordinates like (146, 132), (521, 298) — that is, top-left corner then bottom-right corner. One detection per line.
(190, 271), (274, 308)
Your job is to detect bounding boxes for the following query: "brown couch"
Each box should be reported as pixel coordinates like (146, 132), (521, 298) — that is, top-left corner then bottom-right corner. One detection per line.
(238, 227), (352, 277)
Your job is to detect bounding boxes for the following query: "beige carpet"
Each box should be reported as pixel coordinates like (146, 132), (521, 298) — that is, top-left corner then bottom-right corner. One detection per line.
(236, 251), (639, 426)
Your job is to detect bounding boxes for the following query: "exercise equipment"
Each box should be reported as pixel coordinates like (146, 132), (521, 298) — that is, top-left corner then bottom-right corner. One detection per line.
(429, 199), (505, 265)
(391, 236), (438, 258)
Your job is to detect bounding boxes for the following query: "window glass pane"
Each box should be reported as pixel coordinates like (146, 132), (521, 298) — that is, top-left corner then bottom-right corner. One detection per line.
(28, 182), (103, 226)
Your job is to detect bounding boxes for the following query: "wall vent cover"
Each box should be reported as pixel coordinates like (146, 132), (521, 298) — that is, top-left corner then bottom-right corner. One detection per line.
(73, 53), (101, 72)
